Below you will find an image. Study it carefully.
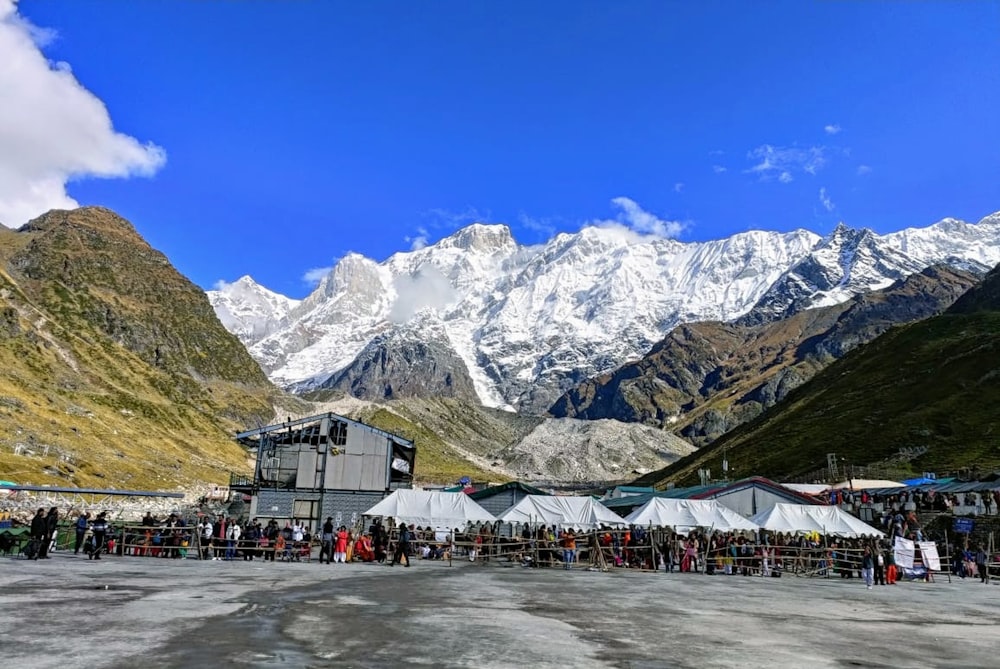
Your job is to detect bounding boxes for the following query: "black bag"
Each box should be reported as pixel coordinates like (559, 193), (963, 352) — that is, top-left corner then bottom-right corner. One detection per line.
(23, 538), (41, 559)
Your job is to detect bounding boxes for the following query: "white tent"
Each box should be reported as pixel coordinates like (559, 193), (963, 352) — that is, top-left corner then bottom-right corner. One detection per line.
(624, 498), (759, 534)
(750, 503), (884, 538)
(362, 489), (497, 529)
(781, 483), (830, 496)
(498, 495), (626, 530)
(829, 479), (904, 490)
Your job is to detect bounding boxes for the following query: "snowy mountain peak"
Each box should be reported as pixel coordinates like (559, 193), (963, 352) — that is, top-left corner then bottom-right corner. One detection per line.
(212, 211), (1000, 412)
(439, 223), (516, 253)
(207, 276), (300, 347)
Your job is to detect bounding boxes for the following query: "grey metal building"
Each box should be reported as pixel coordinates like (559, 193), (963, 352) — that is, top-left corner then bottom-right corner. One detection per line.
(231, 412), (415, 532)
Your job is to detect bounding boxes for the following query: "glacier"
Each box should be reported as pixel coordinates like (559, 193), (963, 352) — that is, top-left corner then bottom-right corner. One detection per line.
(207, 211), (1000, 413)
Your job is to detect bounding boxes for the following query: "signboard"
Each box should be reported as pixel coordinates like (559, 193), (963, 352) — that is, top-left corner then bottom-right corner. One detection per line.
(918, 541), (941, 571)
(894, 536), (915, 570)
(953, 517), (974, 534)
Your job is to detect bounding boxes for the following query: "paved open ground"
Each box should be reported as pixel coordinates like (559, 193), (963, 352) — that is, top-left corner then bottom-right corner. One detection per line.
(0, 553), (997, 668)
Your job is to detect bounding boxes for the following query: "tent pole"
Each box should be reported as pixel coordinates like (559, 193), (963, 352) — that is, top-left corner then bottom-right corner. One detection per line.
(986, 530), (993, 585)
(449, 528), (453, 568)
(944, 527), (951, 583)
(649, 522), (658, 572)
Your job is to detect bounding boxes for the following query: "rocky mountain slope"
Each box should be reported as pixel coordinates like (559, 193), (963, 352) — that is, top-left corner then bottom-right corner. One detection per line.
(549, 265), (980, 445)
(635, 263), (1000, 488)
(0, 207), (278, 489)
(302, 393), (694, 485)
(210, 212), (1000, 414)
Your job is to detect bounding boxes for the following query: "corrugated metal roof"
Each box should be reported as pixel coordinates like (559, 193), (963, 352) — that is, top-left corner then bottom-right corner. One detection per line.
(469, 481), (549, 500)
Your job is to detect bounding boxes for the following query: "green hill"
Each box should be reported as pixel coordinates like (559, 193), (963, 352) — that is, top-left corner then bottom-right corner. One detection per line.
(636, 264), (1000, 488)
(0, 207), (278, 489)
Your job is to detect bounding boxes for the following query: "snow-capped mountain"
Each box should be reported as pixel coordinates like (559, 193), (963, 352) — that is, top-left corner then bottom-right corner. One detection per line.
(207, 275), (301, 346)
(207, 212), (1000, 413)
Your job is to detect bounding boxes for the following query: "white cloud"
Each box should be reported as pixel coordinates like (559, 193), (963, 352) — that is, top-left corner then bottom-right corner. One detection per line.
(425, 206), (490, 229)
(389, 264), (456, 323)
(302, 266), (334, 286)
(591, 197), (685, 238)
(0, 1), (166, 226)
(824, 124), (842, 135)
(819, 187), (834, 212)
(404, 226), (429, 251)
(857, 165), (872, 176)
(673, 182), (684, 193)
(518, 212), (556, 239)
(745, 144), (826, 183)
(712, 165), (727, 174)
(212, 279), (232, 291)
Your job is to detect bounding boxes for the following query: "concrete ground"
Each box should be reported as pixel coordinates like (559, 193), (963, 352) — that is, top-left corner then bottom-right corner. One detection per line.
(0, 553), (996, 668)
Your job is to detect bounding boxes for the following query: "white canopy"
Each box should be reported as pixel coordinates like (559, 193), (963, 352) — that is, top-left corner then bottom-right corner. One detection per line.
(362, 489), (497, 530)
(830, 479), (905, 490)
(624, 498), (759, 534)
(750, 503), (884, 538)
(781, 483), (830, 495)
(498, 494), (626, 530)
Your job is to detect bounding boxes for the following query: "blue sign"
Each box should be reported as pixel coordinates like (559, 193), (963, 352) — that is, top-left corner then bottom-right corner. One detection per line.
(953, 517), (974, 534)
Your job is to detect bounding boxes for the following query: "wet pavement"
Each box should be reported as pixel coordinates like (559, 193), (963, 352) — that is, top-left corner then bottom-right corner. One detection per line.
(1, 553), (997, 668)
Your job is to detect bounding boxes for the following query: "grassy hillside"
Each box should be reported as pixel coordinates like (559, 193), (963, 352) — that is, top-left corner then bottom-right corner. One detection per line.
(637, 268), (1000, 488)
(0, 208), (277, 489)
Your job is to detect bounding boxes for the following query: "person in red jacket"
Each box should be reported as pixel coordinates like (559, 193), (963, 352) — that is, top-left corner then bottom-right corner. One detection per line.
(334, 525), (349, 563)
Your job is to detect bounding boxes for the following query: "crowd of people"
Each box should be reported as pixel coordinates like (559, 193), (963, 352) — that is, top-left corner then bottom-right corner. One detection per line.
(10, 505), (997, 588)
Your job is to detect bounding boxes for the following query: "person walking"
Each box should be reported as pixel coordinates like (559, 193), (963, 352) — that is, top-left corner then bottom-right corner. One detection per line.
(74, 512), (90, 555)
(89, 512), (108, 560)
(391, 523), (411, 567)
(37, 507), (59, 558)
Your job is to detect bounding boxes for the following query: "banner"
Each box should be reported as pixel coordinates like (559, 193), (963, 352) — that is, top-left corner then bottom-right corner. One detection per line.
(918, 541), (941, 571)
(953, 517), (974, 534)
(894, 536), (915, 569)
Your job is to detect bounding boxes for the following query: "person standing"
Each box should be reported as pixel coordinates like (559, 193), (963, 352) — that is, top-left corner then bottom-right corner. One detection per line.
(89, 512), (108, 560)
(320, 517), (334, 564)
(874, 542), (886, 585)
(198, 517), (213, 560)
(29, 508), (46, 560)
(975, 544), (988, 583)
(74, 512), (90, 555)
(391, 523), (411, 567)
(861, 546), (875, 590)
(334, 525), (349, 564)
(561, 528), (577, 570)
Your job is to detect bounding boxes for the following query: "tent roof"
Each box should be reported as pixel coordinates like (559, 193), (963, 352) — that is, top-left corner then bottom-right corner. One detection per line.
(469, 481), (549, 501)
(498, 495), (625, 529)
(829, 479), (904, 490)
(624, 498), (758, 533)
(362, 489), (496, 529)
(750, 503), (884, 538)
(780, 483), (830, 495)
(602, 476), (822, 512)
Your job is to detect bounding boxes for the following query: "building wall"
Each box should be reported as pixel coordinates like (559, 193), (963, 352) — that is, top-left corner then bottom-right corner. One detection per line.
(253, 489), (386, 533)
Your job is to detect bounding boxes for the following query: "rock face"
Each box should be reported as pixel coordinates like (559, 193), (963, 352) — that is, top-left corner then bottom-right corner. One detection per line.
(548, 265), (980, 446)
(210, 213), (1000, 414)
(317, 319), (479, 401)
(635, 261), (1000, 487)
(0, 207), (276, 489)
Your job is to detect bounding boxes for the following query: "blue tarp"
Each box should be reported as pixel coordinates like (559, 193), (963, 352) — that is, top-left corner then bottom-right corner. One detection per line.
(901, 477), (938, 486)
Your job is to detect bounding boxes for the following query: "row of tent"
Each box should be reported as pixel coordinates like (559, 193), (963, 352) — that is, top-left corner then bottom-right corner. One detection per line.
(363, 490), (884, 538)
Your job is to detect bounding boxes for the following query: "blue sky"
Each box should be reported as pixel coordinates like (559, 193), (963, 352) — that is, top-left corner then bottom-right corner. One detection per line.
(4, 1), (999, 298)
